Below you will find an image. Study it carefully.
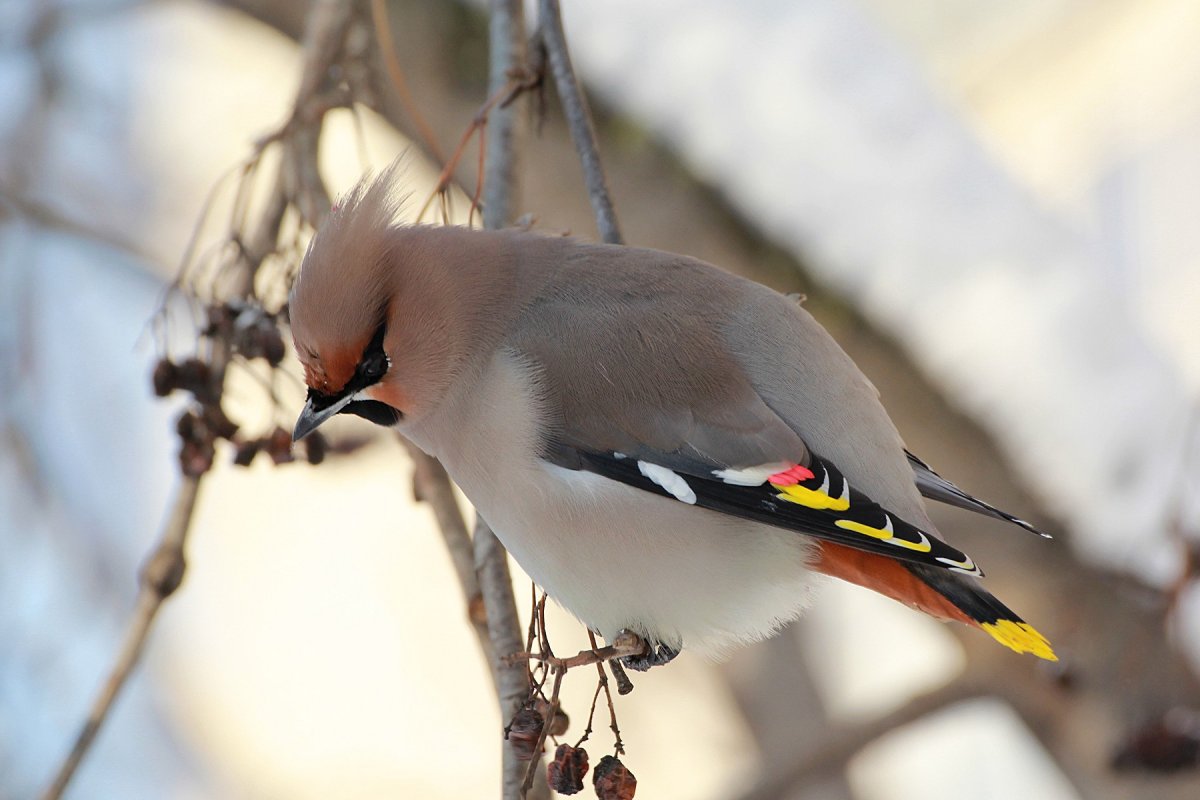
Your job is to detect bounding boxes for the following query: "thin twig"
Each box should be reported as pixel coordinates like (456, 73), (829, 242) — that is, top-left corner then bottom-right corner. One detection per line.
(587, 630), (625, 754)
(509, 633), (647, 671)
(576, 675), (604, 748)
(40, 479), (200, 800)
(414, 74), (539, 224)
(471, 116), (488, 228)
(368, 0), (447, 164)
(521, 666), (566, 794)
(536, 584), (551, 658)
(607, 656), (634, 696)
(537, 0), (623, 245)
(526, 590), (549, 696)
(524, 584), (540, 669)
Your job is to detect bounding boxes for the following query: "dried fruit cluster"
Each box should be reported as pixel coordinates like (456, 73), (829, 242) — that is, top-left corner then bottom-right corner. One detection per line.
(154, 302), (324, 475)
(506, 705), (636, 797)
(206, 300), (286, 367)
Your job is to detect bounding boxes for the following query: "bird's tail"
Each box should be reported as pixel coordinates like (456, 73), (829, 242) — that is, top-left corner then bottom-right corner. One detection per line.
(813, 541), (1057, 661)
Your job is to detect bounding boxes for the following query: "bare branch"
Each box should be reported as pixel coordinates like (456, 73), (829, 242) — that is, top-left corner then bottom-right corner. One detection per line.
(507, 632), (647, 672)
(401, 439), (496, 687)
(474, 2), (543, 798)
(735, 671), (986, 800)
(537, 0), (623, 245)
(476, 517), (540, 800)
(40, 479), (200, 800)
(483, 0), (526, 230)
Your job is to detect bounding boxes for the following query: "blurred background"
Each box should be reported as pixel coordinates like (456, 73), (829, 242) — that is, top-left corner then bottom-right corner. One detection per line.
(2, 0), (1199, 798)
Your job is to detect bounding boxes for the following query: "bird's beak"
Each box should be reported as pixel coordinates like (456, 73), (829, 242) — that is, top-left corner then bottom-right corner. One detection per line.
(293, 392), (355, 442)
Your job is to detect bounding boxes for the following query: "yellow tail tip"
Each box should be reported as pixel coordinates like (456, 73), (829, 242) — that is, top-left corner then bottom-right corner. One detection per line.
(980, 619), (1058, 661)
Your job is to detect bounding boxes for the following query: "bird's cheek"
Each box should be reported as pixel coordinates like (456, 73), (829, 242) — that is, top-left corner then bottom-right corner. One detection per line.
(364, 382), (409, 415)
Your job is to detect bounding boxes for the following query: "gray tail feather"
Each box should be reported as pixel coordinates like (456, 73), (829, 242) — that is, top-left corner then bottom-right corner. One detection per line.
(905, 450), (1050, 538)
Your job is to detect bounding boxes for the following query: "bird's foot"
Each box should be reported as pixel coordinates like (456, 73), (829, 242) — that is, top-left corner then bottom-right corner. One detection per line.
(617, 631), (679, 672)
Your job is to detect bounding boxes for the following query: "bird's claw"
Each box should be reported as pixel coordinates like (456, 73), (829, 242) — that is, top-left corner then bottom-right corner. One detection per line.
(616, 631), (679, 672)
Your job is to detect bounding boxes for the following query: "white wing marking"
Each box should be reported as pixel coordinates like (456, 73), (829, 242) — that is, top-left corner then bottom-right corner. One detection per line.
(712, 462), (793, 486)
(637, 461), (698, 505)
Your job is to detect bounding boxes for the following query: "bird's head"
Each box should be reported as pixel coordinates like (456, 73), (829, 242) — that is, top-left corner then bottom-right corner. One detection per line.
(289, 165), (484, 442)
(288, 169), (411, 442)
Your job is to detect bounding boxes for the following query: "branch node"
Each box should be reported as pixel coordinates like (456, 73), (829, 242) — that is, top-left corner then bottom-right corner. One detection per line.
(140, 544), (187, 600)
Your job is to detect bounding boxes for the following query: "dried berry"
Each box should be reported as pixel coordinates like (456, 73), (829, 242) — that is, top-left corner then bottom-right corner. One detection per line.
(175, 358), (215, 402)
(204, 302), (236, 337)
(233, 439), (261, 467)
(176, 410), (200, 440)
(304, 431), (327, 465)
(228, 304), (287, 366)
(203, 403), (239, 441)
(547, 744), (589, 795)
(259, 325), (285, 366)
(265, 426), (295, 465)
(152, 359), (178, 397)
(507, 707), (544, 762)
(548, 707), (570, 737)
(179, 437), (215, 477)
(593, 755), (636, 800)
(533, 699), (569, 737)
(1113, 710), (1200, 772)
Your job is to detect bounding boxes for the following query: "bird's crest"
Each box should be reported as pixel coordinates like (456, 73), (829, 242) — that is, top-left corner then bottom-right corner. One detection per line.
(290, 161), (409, 393)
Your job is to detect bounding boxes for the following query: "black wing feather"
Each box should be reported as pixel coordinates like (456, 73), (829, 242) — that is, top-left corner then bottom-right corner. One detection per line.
(572, 450), (984, 577)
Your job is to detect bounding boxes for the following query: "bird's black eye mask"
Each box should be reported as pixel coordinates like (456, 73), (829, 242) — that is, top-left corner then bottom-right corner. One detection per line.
(307, 323), (402, 427)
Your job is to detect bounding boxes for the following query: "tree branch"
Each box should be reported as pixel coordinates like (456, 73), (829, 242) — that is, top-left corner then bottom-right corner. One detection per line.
(735, 670), (986, 800)
(476, 518), (540, 799)
(40, 479), (200, 800)
(401, 439), (496, 686)
(483, 0), (525, 231)
(476, 3), (543, 798)
(537, 0), (623, 245)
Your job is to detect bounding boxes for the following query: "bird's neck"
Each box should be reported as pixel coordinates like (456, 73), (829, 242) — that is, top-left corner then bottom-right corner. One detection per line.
(384, 227), (533, 420)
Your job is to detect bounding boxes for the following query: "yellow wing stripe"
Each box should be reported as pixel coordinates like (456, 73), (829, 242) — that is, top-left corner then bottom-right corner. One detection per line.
(833, 518), (891, 541)
(834, 518), (933, 553)
(772, 482), (850, 511)
(981, 620), (1058, 661)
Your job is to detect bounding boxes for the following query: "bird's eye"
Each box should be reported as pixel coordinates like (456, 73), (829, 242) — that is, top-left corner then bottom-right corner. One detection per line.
(360, 351), (387, 381)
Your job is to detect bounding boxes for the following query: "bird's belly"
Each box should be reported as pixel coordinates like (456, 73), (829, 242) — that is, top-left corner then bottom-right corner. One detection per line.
(403, 349), (820, 657)
(457, 460), (821, 658)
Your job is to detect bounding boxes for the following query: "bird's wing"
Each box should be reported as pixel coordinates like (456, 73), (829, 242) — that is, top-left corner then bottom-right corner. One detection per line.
(506, 249), (983, 576)
(559, 443), (983, 577)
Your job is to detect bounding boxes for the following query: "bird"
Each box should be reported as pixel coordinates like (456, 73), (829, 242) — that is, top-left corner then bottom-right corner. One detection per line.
(289, 167), (1056, 668)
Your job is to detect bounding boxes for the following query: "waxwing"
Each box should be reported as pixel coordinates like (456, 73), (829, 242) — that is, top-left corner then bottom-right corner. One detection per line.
(290, 168), (1055, 666)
